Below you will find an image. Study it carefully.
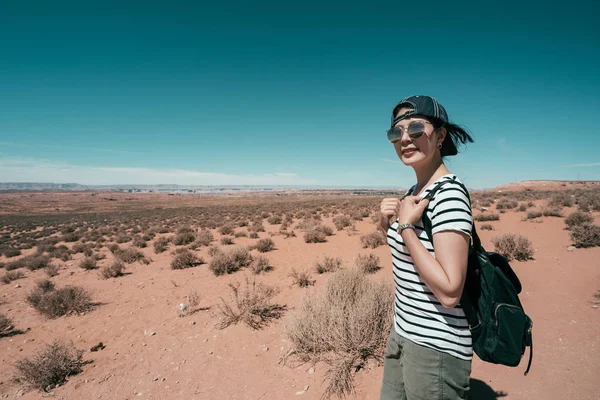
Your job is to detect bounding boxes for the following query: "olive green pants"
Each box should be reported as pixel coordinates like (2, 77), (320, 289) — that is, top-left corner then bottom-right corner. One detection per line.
(380, 328), (472, 400)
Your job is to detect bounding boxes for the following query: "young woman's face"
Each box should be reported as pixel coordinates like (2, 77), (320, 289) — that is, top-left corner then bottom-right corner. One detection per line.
(392, 107), (443, 166)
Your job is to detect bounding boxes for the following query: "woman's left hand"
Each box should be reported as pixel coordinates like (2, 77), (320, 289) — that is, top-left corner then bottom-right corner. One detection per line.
(397, 196), (430, 226)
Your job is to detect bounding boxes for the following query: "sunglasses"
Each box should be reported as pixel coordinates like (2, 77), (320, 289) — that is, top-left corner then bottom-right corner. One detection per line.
(386, 120), (434, 143)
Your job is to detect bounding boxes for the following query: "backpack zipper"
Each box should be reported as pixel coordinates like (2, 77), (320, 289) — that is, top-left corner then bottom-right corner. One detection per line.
(494, 303), (522, 326)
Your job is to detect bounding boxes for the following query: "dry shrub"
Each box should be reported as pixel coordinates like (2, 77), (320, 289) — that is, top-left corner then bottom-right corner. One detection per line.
(333, 215), (352, 231)
(524, 210), (543, 220)
(577, 192), (600, 212)
(3, 248), (22, 258)
(548, 192), (574, 208)
(0, 313), (15, 336)
(47, 245), (72, 261)
(570, 225), (600, 248)
(14, 340), (84, 392)
(171, 250), (203, 269)
(289, 268), (315, 287)
(565, 211), (594, 229)
(316, 256), (343, 274)
(2, 270), (25, 284)
(250, 221), (266, 233)
(216, 277), (286, 330)
(254, 238), (276, 253)
(72, 243), (94, 256)
(283, 268), (393, 399)
(209, 247), (252, 276)
(474, 213), (500, 221)
(248, 231), (259, 239)
(480, 224), (494, 231)
(132, 237), (147, 248)
(517, 203), (528, 212)
(267, 215), (282, 224)
(45, 263), (60, 277)
(250, 255), (272, 274)
(177, 290), (201, 317)
(78, 257), (97, 270)
(234, 230), (248, 238)
(114, 246), (148, 265)
(27, 285), (93, 318)
(496, 199), (518, 210)
(195, 229), (214, 246)
(115, 233), (131, 244)
(304, 229), (327, 244)
(491, 233), (534, 261)
(153, 237), (171, 253)
(220, 236), (234, 245)
(541, 206), (563, 217)
(360, 231), (386, 249)
(281, 230), (297, 239)
(355, 253), (380, 273)
(173, 226), (196, 246)
(219, 223), (235, 236)
(207, 245), (221, 257)
(100, 261), (126, 279)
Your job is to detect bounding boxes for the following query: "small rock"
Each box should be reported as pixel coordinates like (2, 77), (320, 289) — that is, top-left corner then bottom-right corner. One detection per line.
(189, 321), (196, 326)
(263, 346), (269, 352)
(307, 367), (315, 374)
(592, 305), (598, 309)
(153, 376), (159, 381)
(304, 385), (309, 391)
(144, 329), (156, 336)
(296, 390), (305, 395)
(14, 284), (21, 288)
(567, 246), (575, 252)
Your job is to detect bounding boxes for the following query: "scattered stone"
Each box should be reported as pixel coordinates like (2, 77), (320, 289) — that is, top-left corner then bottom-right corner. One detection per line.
(304, 385), (309, 391)
(307, 367), (315, 374)
(91, 342), (105, 352)
(189, 321), (196, 326)
(263, 346), (269, 352)
(144, 329), (156, 336)
(567, 246), (575, 252)
(14, 284), (20, 288)
(295, 390), (305, 395)
(153, 376), (159, 381)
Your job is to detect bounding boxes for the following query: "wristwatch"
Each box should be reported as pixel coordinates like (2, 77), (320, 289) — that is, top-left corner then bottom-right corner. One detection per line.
(397, 223), (415, 233)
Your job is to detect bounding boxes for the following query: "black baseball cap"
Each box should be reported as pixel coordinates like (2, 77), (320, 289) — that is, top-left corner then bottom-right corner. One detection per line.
(391, 95), (458, 156)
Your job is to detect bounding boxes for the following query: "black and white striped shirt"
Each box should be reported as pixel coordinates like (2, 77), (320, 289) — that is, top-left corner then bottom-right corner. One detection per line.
(387, 173), (474, 360)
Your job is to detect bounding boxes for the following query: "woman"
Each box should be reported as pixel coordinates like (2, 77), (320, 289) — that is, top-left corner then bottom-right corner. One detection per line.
(378, 95), (475, 400)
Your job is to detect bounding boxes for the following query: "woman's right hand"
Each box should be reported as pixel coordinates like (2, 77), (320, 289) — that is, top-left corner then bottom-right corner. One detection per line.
(379, 197), (401, 231)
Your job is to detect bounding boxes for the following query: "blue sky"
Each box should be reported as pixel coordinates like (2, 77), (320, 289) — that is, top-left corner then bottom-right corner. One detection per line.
(1, 0), (599, 189)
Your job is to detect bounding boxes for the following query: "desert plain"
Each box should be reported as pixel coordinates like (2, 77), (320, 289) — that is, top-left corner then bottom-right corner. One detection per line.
(0, 180), (599, 400)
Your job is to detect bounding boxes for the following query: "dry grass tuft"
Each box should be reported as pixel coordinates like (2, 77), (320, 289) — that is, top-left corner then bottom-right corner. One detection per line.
(283, 268), (393, 399)
(474, 213), (500, 221)
(355, 253), (380, 273)
(570, 225), (600, 248)
(153, 237), (171, 253)
(14, 340), (85, 392)
(289, 268), (315, 287)
(491, 233), (535, 261)
(0, 313), (15, 336)
(315, 256), (343, 274)
(177, 290), (202, 317)
(249, 255), (272, 274)
(216, 277), (286, 330)
(100, 261), (126, 279)
(360, 231), (386, 249)
(26, 284), (93, 318)
(2, 270), (26, 284)
(171, 249), (203, 269)
(565, 211), (594, 229)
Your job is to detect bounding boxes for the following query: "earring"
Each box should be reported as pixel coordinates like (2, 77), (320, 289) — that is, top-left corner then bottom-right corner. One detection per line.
(438, 142), (443, 149)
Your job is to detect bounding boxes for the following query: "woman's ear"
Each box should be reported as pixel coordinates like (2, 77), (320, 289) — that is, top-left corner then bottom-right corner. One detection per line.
(436, 126), (447, 143)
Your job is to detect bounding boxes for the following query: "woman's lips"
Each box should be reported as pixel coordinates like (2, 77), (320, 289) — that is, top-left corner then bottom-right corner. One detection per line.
(402, 149), (418, 156)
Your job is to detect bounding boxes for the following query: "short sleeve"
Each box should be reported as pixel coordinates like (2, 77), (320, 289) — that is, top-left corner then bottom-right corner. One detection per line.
(430, 183), (474, 244)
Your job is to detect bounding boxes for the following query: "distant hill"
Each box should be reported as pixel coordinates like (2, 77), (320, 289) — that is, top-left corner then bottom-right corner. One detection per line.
(493, 180), (600, 192)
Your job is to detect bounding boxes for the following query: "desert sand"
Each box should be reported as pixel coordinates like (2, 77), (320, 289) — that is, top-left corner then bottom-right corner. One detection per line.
(0, 184), (599, 400)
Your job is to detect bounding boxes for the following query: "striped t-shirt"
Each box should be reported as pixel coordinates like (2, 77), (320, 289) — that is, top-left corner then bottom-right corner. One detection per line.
(387, 173), (474, 360)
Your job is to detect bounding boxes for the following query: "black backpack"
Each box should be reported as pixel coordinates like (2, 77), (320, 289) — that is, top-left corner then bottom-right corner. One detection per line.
(406, 177), (534, 375)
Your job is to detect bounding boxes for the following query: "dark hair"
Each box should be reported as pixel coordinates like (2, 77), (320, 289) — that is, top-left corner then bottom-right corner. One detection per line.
(393, 105), (474, 156)
(432, 119), (475, 157)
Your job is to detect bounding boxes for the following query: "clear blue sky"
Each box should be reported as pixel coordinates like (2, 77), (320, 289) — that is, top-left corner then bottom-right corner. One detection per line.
(1, 0), (599, 189)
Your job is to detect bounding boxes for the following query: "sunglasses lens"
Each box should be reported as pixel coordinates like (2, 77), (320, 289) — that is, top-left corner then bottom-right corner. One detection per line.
(387, 127), (403, 143)
(407, 122), (425, 139)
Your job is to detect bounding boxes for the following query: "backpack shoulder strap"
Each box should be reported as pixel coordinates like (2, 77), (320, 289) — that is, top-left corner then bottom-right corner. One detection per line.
(420, 177), (482, 250)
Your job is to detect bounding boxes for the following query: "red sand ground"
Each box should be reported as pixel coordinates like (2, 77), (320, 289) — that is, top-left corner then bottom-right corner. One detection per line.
(0, 191), (599, 400)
